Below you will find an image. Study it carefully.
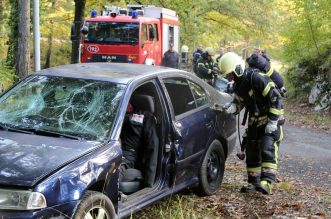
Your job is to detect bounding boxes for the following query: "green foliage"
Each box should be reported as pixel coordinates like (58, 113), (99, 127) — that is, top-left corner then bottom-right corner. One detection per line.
(0, 0), (17, 90)
(6, 0), (18, 67)
(282, 0), (331, 63)
(0, 1), (10, 61)
(0, 62), (16, 91)
(280, 0), (331, 103)
(285, 48), (331, 100)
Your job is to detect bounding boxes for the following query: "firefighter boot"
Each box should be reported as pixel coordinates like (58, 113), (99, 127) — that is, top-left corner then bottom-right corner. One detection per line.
(240, 183), (257, 193)
(240, 172), (260, 193)
(256, 180), (273, 195)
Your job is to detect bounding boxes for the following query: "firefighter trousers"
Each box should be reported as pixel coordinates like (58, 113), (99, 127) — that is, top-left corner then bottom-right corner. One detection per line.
(245, 124), (284, 184)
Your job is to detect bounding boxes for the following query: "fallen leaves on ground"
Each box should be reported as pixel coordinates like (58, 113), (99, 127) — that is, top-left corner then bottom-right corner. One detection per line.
(285, 100), (331, 134)
(133, 154), (330, 219)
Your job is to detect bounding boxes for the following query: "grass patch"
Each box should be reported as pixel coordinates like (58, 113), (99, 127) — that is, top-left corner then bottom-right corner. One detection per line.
(277, 181), (296, 194)
(136, 194), (204, 219)
(323, 195), (331, 205)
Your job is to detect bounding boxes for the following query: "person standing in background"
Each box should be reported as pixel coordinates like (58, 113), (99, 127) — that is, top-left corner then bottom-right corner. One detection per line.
(162, 43), (179, 68)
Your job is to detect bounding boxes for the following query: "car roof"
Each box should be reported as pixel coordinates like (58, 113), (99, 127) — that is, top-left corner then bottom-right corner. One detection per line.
(36, 63), (182, 84)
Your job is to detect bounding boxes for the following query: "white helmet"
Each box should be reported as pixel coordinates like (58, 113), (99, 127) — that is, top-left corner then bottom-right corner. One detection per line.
(204, 47), (215, 56)
(219, 52), (245, 77)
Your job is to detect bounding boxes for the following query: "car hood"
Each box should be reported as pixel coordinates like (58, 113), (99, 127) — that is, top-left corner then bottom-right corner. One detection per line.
(0, 131), (101, 187)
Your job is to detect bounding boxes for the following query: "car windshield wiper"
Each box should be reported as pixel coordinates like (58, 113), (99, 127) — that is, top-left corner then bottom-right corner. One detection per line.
(0, 123), (7, 130)
(15, 127), (82, 140)
(32, 129), (82, 140)
(0, 122), (34, 134)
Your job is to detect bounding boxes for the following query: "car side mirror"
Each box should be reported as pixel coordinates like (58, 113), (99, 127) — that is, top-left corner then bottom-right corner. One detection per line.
(209, 91), (234, 113)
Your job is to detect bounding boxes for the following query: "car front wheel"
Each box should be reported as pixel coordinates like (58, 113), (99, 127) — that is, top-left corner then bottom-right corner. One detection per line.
(73, 190), (116, 219)
(194, 140), (225, 196)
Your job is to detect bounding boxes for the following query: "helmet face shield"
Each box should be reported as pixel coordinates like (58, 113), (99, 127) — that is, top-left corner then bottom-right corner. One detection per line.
(234, 64), (244, 77)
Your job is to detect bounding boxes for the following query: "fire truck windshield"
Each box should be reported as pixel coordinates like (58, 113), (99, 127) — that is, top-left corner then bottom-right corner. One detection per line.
(84, 22), (139, 45)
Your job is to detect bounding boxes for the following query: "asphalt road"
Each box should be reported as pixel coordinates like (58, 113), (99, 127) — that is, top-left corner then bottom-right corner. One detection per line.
(236, 112), (331, 188)
(279, 124), (331, 188)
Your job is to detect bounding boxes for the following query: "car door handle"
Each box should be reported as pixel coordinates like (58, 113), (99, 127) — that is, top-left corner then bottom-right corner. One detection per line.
(205, 120), (213, 129)
(165, 144), (171, 153)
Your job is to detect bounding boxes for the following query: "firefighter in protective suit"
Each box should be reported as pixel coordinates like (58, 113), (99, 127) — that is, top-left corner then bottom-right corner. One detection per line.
(219, 52), (284, 195)
(195, 47), (219, 85)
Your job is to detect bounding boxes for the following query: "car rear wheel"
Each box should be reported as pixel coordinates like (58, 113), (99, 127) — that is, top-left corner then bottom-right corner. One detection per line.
(73, 190), (116, 219)
(194, 140), (225, 196)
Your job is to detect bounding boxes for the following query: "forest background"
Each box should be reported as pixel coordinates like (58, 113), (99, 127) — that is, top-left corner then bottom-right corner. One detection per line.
(0, 0), (330, 107)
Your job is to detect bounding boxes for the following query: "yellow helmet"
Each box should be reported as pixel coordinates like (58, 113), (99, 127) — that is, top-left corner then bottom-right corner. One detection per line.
(219, 52), (245, 77)
(204, 47), (215, 56)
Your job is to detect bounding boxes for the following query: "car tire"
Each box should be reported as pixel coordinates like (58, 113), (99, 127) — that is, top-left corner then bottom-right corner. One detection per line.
(73, 190), (116, 219)
(194, 140), (225, 196)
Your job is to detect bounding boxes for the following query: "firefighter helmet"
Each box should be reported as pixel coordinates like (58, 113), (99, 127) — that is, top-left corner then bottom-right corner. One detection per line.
(219, 52), (245, 77)
(204, 47), (215, 56)
(181, 45), (189, 53)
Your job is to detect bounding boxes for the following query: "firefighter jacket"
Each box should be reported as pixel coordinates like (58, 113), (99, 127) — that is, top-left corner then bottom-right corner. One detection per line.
(195, 55), (218, 81)
(192, 49), (203, 63)
(234, 68), (284, 126)
(120, 110), (159, 187)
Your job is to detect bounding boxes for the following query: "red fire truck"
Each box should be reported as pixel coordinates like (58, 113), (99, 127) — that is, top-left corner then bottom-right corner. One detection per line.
(80, 5), (180, 65)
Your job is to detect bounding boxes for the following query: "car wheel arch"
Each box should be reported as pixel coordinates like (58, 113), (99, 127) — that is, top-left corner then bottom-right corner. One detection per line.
(194, 139), (226, 196)
(84, 172), (119, 205)
(217, 137), (228, 159)
(72, 190), (116, 219)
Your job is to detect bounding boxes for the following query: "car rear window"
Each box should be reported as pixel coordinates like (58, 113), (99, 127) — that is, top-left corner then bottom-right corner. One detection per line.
(163, 78), (195, 116)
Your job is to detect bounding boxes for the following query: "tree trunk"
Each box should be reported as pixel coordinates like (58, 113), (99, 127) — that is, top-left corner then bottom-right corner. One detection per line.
(44, 23), (53, 69)
(71, 0), (86, 64)
(17, 0), (30, 79)
(44, 1), (56, 69)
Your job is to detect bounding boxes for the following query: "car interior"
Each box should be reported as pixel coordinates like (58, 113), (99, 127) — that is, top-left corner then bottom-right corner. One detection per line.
(119, 81), (164, 195)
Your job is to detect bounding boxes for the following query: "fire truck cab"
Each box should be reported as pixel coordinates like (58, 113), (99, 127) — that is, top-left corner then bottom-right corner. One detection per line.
(80, 5), (180, 65)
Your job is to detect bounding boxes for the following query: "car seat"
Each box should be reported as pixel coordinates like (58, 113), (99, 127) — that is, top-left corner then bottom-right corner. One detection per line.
(130, 94), (155, 114)
(119, 94), (157, 194)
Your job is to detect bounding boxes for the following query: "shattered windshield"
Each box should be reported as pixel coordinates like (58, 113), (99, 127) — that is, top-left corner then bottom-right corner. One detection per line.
(84, 21), (139, 45)
(0, 75), (125, 142)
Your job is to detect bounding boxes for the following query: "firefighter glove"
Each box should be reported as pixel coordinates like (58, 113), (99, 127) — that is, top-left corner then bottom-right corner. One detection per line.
(265, 119), (278, 134)
(223, 102), (237, 114)
(211, 69), (219, 76)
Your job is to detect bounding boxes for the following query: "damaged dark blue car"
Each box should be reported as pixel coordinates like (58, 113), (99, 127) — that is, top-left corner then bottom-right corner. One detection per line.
(0, 63), (236, 218)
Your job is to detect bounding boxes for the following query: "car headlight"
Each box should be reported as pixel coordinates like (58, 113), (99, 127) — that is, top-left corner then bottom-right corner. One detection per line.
(0, 189), (47, 210)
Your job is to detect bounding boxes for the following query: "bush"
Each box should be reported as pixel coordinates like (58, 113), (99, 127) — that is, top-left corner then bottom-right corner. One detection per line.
(284, 49), (331, 105)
